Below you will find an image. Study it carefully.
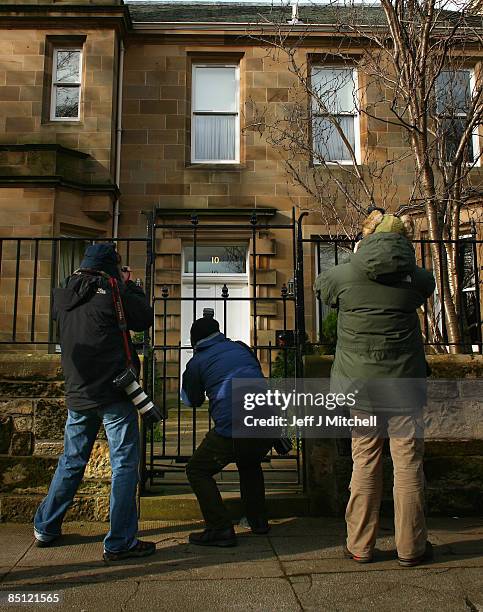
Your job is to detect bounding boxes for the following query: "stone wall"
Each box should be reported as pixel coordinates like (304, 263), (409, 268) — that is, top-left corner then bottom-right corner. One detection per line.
(2, 352), (482, 521)
(304, 354), (483, 516)
(0, 354), (111, 522)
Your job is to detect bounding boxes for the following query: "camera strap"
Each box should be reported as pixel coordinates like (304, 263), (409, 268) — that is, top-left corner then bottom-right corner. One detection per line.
(74, 268), (134, 369)
(108, 277), (133, 369)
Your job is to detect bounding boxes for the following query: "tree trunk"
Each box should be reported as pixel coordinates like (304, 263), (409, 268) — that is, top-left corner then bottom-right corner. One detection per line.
(415, 137), (462, 353)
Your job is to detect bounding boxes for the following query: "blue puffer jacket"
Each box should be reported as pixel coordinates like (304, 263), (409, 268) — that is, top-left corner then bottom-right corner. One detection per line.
(181, 333), (263, 437)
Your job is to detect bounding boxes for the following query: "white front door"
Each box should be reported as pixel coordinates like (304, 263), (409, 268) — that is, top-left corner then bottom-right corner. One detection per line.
(180, 281), (250, 374)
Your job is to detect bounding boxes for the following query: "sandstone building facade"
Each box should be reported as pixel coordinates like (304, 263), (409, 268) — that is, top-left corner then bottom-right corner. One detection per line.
(0, 1), (481, 356)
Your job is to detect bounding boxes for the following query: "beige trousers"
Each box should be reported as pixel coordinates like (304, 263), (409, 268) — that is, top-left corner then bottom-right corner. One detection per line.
(345, 413), (427, 559)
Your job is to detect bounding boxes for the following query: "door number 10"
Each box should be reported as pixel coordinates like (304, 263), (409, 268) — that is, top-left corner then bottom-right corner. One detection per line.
(211, 256), (220, 264)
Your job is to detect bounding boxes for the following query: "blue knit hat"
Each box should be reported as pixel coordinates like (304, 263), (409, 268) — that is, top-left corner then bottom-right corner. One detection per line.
(79, 243), (120, 278)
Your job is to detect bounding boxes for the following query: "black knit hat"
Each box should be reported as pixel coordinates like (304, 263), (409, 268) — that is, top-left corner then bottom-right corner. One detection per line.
(190, 314), (220, 347)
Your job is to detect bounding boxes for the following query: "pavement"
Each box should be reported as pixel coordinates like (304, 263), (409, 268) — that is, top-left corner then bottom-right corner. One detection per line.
(0, 517), (482, 612)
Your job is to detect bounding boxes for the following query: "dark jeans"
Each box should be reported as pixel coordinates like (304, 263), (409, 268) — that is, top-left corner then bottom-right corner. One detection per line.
(186, 430), (273, 530)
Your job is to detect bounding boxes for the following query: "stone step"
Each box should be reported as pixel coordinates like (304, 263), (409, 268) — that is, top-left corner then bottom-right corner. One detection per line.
(139, 489), (310, 521)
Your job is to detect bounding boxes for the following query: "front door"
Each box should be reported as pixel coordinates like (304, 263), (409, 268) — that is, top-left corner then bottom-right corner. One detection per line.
(180, 280), (250, 374)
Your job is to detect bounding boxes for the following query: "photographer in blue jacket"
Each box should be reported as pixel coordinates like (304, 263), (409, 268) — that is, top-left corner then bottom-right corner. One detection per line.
(181, 309), (273, 547)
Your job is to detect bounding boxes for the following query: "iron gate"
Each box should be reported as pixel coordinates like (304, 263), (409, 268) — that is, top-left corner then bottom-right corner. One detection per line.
(141, 210), (306, 492)
(1, 214), (479, 493)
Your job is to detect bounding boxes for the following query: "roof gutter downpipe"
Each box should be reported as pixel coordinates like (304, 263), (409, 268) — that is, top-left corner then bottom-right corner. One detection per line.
(113, 39), (125, 241)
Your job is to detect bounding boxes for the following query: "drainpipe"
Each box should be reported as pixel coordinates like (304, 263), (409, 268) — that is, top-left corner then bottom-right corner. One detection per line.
(113, 39), (125, 240)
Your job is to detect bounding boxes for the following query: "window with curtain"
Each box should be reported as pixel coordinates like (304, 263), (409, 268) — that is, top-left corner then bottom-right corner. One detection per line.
(191, 64), (240, 163)
(311, 67), (359, 164)
(435, 69), (477, 163)
(58, 238), (91, 285)
(50, 48), (82, 121)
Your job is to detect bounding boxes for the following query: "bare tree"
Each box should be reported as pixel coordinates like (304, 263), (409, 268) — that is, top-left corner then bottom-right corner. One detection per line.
(245, 0), (483, 351)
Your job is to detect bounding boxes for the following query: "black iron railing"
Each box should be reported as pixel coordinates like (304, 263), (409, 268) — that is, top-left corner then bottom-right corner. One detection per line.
(0, 236), (150, 346)
(1, 215), (481, 491)
(302, 232), (483, 354)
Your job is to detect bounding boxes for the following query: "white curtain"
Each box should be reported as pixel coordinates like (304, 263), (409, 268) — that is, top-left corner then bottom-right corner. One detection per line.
(313, 116), (354, 162)
(194, 114), (236, 161)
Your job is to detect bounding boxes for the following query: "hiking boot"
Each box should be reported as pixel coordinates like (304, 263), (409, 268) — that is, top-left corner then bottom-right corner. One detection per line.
(398, 541), (434, 567)
(343, 544), (373, 564)
(248, 518), (270, 535)
(103, 539), (156, 563)
(189, 527), (237, 547)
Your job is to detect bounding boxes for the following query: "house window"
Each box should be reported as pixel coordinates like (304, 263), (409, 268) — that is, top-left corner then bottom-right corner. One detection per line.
(435, 69), (479, 163)
(183, 245), (247, 274)
(458, 235), (480, 349)
(315, 240), (352, 339)
(50, 48), (82, 121)
(58, 237), (91, 284)
(311, 67), (360, 164)
(191, 64), (240, 163)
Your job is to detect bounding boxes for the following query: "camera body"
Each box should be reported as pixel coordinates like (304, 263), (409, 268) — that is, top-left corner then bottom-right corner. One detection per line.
(113, 368), (164, 425)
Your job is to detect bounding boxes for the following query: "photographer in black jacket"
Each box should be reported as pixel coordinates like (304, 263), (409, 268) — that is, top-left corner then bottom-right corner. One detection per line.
(34, 243), (156, 562)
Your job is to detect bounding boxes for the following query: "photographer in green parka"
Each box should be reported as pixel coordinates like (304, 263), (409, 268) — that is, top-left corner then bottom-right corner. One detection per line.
(314, 210), (435, 568)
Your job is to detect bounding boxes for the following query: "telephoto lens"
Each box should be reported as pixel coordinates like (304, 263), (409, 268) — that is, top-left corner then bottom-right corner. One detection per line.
(113, 368), (165, 426)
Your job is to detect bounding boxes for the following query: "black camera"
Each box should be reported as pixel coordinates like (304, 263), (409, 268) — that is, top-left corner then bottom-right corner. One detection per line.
(113, 368), (165, 426)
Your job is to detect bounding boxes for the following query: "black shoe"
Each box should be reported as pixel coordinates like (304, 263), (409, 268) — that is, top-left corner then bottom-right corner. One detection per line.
(189, 527), (237, 547)
(398, 541), (434, 567)
(34, 537), (60, 548)
(103, 540), (156, 563)
(248, 518), (270, 535)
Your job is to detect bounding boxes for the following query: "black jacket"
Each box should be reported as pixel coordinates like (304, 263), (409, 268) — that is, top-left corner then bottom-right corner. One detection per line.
(53, 273), (153, 410)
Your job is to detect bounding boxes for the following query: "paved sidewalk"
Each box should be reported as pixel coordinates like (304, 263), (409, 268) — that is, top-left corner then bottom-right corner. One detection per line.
(0, 518), (482, 611)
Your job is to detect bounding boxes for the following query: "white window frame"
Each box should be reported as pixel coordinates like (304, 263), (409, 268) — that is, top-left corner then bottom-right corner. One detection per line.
(191, 64), (240, 164)
(181, 244), (249, 282)
(311, 66), (361, 166)
(469, 70), (481, 167)
(437, 68), (480, 167)
(50, 48), (83, 122)
(459, 232), (480, 352)
(460, 232), (477, 293)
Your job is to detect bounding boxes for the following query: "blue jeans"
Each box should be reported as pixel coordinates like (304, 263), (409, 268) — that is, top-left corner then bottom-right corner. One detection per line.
(34, 401), (140, 553)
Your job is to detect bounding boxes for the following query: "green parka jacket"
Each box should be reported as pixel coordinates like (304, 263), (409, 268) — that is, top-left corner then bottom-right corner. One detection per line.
(314, 233), (436, 412)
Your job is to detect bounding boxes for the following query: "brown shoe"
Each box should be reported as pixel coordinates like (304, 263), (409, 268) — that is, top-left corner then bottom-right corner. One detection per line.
(398, 541), (434, 567)
(103, 539), (156, 563)
(343, 544), (373, 564)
